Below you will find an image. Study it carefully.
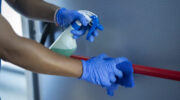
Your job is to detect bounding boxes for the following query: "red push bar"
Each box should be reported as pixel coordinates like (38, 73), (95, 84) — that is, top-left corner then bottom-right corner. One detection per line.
(71, 55), (180, 81)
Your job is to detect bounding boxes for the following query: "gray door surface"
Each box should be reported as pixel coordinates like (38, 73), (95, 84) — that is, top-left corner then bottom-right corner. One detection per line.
(38, 0), (180, 100)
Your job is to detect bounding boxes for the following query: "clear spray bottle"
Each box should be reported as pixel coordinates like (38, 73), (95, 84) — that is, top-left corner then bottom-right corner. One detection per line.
(49, 10), (96, 56)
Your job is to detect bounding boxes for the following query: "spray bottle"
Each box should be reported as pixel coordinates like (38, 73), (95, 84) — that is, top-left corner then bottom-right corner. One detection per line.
(49, 10), (97, 56)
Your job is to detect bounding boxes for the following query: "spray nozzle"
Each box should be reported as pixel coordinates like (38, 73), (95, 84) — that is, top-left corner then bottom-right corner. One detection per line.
(72, 10), (102, 31)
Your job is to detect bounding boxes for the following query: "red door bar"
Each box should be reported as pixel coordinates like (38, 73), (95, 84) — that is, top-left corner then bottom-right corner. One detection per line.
(71, 55), (180, 81)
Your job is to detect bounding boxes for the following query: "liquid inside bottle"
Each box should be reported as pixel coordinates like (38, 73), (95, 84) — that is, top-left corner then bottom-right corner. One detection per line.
(50, 48), (76, 57)
(49, 26), (77, 56)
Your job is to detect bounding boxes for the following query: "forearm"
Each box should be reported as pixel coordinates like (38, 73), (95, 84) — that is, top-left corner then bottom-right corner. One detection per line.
(0, 15), (82, 77)
(6, 36), (82, 77)
(5, 0), (59, 22)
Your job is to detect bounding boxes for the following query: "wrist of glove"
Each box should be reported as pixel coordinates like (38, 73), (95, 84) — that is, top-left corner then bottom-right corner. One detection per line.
(80, 54), (134, 96)
(54, 8), (104, 42)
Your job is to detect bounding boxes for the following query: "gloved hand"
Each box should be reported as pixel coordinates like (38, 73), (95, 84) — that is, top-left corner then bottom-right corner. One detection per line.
(55, 8), (88, 28)
(106, 59), (134, 96)
(71, 16), (104, 42)
(106, 83), (119, 96)
(80, 54), (129, 95)
(55, 8), (104, 42)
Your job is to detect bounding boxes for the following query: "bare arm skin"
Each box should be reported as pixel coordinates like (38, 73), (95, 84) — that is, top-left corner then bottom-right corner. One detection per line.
(0, 15), (82, 77)
(5, 0), (59, 22)
(1, 0), (83, 77)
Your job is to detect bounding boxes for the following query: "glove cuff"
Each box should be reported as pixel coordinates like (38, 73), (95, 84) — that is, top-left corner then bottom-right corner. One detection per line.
(54, 8), (60, 26)
(79, 60), (88, 80)
(55, 7), (66, 26)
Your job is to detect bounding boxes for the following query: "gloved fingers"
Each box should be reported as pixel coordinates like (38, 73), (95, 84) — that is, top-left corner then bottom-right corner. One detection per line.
(106, 84), (118, 96)
(86, 29), (98, 42)
(72, 35), (80, 39)
(71, 30), (82, 36)
(100, 72), (111, 87)
(92, 30), (98, 37)
(71, 28), (87, 36)
(94, 71), (101, 86)
(97, 24), (104, 31)
(101, 79), (111, 87)
(62, 23), (69, 28)
(86, 15), (103, 42)
(76, 12), (88, 26)
(114, 68), (123, 79)
(109, 73), (116, 83)
(86, 24), (96, 42)
(88, 35), (95, 42)
(91, 15), (104, 31)
(107, 89), (114, 96)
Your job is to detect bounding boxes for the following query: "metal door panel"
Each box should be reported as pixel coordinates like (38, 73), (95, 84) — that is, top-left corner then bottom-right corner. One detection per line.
(39, 0), (180, 100)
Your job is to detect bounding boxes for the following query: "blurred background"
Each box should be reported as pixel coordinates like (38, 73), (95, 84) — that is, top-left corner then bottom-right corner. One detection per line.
(0, 0), (180, 100)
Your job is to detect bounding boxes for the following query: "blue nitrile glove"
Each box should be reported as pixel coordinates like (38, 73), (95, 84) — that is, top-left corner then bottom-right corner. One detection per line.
(55, 8), (103, 42)
(106, 59), (134, 96)
(55, 8), (88, 28)
(71, 15), (104, 42)
(106, 83), (119, 96)
(80, 54), (128, 95)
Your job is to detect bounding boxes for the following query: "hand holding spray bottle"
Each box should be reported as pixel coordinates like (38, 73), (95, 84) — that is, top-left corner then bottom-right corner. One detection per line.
(50, 10), (103, 56)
